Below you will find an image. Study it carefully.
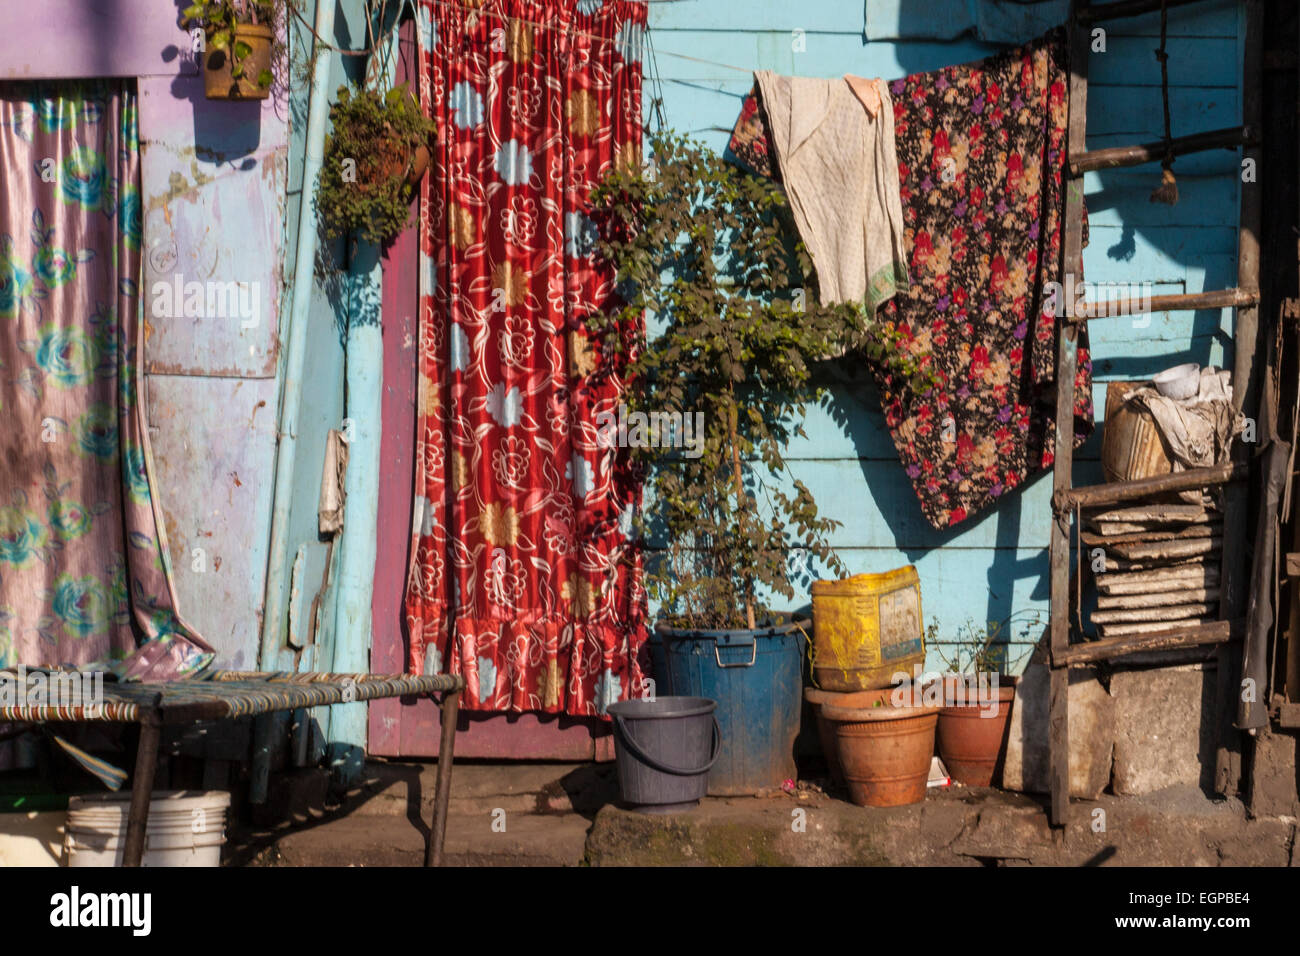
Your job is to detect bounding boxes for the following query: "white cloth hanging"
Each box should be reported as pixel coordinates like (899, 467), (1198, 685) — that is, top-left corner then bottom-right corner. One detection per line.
(753, 71), (909, 313)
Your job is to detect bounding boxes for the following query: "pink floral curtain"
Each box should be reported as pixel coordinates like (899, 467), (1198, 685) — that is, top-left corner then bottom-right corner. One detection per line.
(0, 80), (211, 681)
(405, 0), (647, 716)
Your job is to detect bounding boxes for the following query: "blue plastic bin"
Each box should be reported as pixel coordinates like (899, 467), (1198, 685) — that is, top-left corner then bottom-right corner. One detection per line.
(651, 617), (806, 795)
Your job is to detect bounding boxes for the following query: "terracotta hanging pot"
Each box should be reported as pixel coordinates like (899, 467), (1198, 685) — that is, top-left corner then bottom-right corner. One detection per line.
(203, 23), (274, 101)
(821, 689), (939, 808)
(935, 674), (1017, 787)
(406, 143), (430, 186)
(370, 134), (429, 191)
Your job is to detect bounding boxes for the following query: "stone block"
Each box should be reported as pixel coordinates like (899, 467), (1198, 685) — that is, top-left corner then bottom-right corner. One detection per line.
(1003, 648), (1114, 799)
(1111, 663), (1216, 796)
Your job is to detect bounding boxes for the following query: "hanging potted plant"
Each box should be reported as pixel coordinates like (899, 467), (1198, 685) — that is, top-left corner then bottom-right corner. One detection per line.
(589, 131), (934, 796)
(316, 83), (436, 244)
(930, 615), (1035, 787)
(182, 0), (281, 100)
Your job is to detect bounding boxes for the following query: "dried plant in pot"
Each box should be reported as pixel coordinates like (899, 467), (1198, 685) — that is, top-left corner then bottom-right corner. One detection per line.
(316, 83), (436, 245)
(182, 0), (283, 100)
(587, 131), (935, 793)
(929, 615), (1037, 787)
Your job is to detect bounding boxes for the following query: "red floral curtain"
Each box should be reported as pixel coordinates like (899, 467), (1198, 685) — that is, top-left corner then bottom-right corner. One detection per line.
(406, 0), (647, 716)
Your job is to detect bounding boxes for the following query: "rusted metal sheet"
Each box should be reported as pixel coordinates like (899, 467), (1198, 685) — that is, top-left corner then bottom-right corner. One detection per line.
(134, 69), (289, 673)
(146, 375), (278, 669)
(138, 73), (287, 379)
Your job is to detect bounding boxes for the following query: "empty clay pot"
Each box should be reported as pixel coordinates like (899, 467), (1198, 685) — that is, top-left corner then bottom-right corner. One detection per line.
(936, 675), (1017, 787)
(820, 692), (939, 807)
(804, 687), (896, 784)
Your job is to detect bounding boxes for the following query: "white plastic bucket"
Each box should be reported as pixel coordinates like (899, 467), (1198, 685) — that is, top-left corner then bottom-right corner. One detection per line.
(64, 790), (230, 867)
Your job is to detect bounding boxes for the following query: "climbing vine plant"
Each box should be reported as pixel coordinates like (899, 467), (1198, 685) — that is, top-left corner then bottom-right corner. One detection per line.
(588, 131), (934, 631)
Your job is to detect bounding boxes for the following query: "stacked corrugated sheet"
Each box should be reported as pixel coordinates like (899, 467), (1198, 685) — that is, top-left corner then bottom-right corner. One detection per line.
(1085, 498), (1222, 637)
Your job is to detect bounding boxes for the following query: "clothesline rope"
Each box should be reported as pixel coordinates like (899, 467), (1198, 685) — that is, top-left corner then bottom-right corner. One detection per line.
(420, 0), (751, 76)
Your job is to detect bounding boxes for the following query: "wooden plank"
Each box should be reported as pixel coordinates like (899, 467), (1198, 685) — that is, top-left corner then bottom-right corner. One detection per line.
(1092, 602), (1217, 623)
(1065, 462), (1245, 508)
(1092, 503), (1211, 523)
(1234, 0), (1264, 420)
(1048, 1), (1092, 830)
(1080, 523), (1218, 546)
(1097, 587), (1220, 608)
(1070, 287), (1258, 323)
(1096, 564), (1220, 593)
(1069, 125), (1255, 176)
(1214, 0), (1264, 798)
(1098, 616), (1214, 636)
(1105, 535), (1222, 560)
(1054, 619), (1239, 666)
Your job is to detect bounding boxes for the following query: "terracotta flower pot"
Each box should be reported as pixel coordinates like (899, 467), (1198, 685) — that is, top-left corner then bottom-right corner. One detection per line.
(804, 687), (899, 784)
(936, 675), (1017, 787)
(820, 691), (939, 808)
(204, 23), (274, 101)
(806, 686), (889, 785)
(406, 143), (430, 186)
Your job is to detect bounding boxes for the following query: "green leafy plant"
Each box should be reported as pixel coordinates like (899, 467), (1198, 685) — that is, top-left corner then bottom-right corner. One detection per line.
(181, 0), (279, 91)
(588, 130), (935, 631)
(316, 83), (436, 244)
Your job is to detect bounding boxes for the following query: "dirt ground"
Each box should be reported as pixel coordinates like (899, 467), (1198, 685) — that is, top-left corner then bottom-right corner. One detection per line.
(226, 760), (1299, 867)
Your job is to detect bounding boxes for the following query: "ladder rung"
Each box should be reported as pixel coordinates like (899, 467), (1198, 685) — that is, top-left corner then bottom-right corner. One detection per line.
(1077, 0), (1219, 25)
(1053, 619), (1239, 667)
(1069, 126), (1256, 177)
(1069, 287), (1259, 322)
(1060, 462), (1246, 511)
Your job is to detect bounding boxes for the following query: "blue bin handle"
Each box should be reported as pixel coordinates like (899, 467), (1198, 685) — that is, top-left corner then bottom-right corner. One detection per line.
(713, 639), (757, 669)
(613, 715), (721, 776)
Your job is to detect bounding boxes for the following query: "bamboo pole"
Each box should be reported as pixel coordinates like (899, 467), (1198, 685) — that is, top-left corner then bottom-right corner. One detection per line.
(1069, 125), (1255, 176)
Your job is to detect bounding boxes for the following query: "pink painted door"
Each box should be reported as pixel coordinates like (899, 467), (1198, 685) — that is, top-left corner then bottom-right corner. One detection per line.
(367, 19), (611, 760)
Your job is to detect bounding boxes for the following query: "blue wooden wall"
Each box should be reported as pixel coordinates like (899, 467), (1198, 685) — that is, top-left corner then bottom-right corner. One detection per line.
(645, 0), (1243, 668)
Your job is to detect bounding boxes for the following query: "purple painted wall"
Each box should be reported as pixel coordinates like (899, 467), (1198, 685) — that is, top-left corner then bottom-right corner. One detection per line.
(0, 0), (290, 669)
(1, 0), (197, 80)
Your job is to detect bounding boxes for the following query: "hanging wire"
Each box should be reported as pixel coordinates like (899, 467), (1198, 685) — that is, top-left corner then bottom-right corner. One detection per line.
(652, 48), (752, 74)
(643, 16), (670, 132)
(286, 0), (756, 81)
(1150, 0), (1179, 205)
(287, 0), (404, 56)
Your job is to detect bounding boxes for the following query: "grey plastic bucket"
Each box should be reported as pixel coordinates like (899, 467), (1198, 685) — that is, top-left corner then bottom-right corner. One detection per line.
(606, 696), (721, 814)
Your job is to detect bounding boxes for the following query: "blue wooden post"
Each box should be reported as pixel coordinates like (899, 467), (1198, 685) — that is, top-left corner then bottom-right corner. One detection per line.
(327, 239), (384, 783)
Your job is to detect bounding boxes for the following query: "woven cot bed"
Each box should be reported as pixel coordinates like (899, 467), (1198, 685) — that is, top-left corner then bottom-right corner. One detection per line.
(0, 670), (465, 867)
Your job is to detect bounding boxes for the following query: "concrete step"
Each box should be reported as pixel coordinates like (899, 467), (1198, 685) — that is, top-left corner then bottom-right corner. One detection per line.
(584, 786), (1298, 867)
(342, 760), (617, 818)
(241, 810), (592, 867)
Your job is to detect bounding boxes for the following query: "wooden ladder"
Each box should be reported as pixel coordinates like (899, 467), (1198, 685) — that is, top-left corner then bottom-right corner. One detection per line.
(1047, 0), (1264, 826)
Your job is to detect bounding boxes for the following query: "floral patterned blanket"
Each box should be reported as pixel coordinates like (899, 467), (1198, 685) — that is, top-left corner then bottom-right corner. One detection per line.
(729, 30), (1093, 530)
